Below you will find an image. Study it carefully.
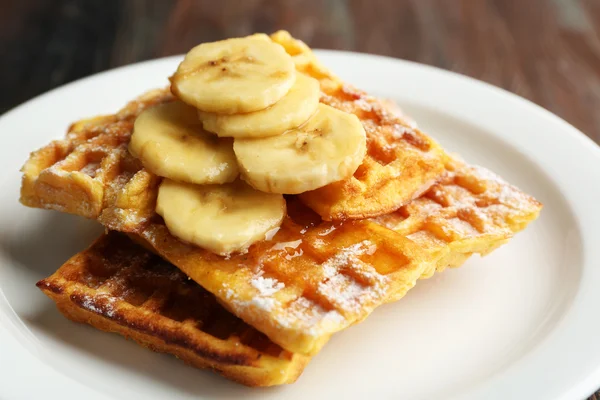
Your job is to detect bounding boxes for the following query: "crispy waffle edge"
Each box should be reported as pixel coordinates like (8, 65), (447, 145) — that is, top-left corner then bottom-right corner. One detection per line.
(36, 233), (311, 387)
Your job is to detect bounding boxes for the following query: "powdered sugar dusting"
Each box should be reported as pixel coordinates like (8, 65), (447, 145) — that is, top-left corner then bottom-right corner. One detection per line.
(318, 275), (364, 311)
(249, 296), (277, 312)
(219, 269), (348, 338)
(80, 294), (117, 318)
(446, 217), (479, 237)
(116, 208), (148, 227)
(321, 241), (378, 275)
(80, 162), (100, 177)
(251, 276), (285, 297)
(47, 164), (70, 178)
(247, 269), (285, 312)
(224, 287), (236, 301)
(214, 241), (390, 340)
(354, 98), (372, 111)
(468, 164), (537, 210)
(276, 296), (346, 335)
(81, 296), (102, 313)
(317, 240), (388, 313)
(313, 238), (325, 248)
(221, 269), (287, 314)
(390, 124), (411, 140)
(212, 239), (389, 342)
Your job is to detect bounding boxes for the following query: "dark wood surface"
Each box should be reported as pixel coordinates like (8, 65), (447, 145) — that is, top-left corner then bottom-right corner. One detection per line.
(3, 0), (600, 147)
(2, 0), (599, 398)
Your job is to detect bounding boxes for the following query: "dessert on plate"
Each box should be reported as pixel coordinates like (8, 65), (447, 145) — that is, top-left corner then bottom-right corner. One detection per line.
(20, 31), (542, 386)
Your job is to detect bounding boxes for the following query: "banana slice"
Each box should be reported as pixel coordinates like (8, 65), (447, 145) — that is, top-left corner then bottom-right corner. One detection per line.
(198, 74), (320, 138)
(234, 104), (367, 194)
(171, 36), (296, 114)
(129, 101), (238, 184)
(156, 179), (286, 255)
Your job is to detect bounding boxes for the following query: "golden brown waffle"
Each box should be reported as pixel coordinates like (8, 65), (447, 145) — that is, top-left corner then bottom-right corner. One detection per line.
(19, 87), (541, 355)
(271, 31), (447, 220)
(37, 232), (310, 387)
(20, 88), (173, 220)
(374, 155), (542, 285)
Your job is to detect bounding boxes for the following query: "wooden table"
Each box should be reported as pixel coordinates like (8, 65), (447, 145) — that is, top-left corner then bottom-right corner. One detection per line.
(2, 0), (599, 398)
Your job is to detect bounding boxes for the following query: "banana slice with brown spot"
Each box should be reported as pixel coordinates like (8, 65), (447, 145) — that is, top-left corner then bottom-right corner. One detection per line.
(171, 35), (296, 114)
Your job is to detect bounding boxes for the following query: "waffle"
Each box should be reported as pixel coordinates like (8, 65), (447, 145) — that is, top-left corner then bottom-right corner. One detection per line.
(20, 88), (173, 220)
(270, 31), (447, 220)
(37, 232), (310, 387)
(375, 155), (542, 285)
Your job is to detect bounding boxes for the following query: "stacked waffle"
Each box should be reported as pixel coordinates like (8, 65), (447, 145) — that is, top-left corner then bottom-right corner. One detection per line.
(21, 31), (542, 386)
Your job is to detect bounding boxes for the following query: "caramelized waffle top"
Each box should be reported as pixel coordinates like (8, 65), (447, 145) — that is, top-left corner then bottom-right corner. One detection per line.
(37, 232), (310, 387)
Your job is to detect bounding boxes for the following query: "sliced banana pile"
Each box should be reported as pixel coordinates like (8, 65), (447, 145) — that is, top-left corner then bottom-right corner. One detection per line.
(129, 34), (366, 256)
(129, 102), (284, 255)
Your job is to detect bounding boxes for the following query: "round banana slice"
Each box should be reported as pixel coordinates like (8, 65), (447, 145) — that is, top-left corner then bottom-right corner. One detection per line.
(171, 36), (296, 114)
(129, 101), (239, 184)
(156, 179), (286, 256)
(198, 74), (320, 138)
(234, 104), (367, 194)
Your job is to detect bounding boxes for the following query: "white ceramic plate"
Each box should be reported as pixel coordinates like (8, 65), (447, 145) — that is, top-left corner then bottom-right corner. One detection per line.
(1, 50), (599, 400)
